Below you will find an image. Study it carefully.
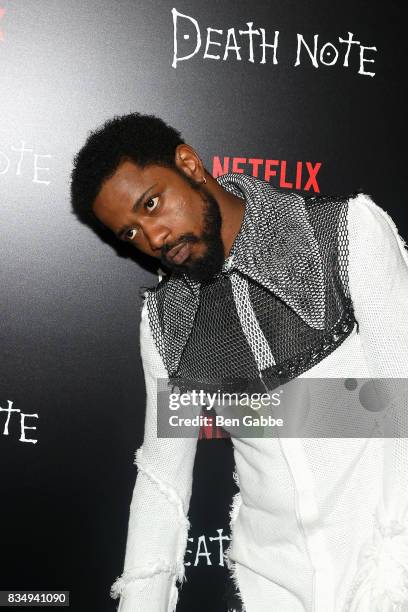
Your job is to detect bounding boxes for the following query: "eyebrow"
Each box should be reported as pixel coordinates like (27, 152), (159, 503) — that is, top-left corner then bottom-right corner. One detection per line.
(116, 184), (157, 239)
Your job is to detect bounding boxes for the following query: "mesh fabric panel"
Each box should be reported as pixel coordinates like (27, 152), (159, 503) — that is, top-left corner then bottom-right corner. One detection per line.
(174, 193), (355, 393)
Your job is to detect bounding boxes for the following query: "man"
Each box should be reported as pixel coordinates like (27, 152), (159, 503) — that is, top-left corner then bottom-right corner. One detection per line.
(71, 113), (408, 611)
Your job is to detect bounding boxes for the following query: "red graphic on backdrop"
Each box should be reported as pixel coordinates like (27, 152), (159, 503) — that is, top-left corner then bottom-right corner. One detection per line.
(198, 408), (229, 440)
(0, 7), (6, 42)
(212, 156), (322, 193)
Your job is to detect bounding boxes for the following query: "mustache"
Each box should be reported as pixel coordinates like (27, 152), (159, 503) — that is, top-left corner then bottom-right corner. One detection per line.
(161, 233), (199, 258)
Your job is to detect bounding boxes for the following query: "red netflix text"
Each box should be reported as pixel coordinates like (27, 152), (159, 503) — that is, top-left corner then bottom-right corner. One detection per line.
(212, 156), (322, 193)
(199, 409), (229, 440)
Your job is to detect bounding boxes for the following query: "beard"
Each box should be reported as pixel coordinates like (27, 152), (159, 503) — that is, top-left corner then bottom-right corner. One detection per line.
(160, 185), (225, 282)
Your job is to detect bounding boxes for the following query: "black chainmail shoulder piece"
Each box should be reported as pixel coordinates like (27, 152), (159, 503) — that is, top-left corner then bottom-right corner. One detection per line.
(145, 173), (355, 394)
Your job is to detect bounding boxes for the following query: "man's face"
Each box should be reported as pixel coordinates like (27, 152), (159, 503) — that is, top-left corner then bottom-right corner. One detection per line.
(92, 160), (225, 282)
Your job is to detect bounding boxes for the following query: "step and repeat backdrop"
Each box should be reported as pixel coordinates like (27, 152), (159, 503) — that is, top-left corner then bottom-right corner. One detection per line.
(0, 1), (405, 611)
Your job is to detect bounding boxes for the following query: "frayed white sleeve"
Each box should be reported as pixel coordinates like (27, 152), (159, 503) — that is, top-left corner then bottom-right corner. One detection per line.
(110, 300), (199, 612)
(348, 194), (408, 379)
(347, 194), (408, 611)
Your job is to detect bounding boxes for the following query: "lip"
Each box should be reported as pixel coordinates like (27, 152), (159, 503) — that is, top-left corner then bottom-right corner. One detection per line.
(166, 241), (191, 265)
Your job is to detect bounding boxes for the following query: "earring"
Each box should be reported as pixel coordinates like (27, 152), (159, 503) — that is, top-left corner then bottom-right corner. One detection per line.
(202, 176), (207, 184)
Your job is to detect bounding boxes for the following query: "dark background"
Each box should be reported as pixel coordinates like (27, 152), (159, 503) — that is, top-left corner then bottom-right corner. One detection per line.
(0, 1), (406, 610)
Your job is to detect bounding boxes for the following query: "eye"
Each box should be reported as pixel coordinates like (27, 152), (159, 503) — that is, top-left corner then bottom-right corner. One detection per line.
(145, 196), (159, 211)
(125, 228), (138, 241)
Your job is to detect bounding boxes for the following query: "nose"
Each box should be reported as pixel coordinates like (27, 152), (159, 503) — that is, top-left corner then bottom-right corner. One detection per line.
(142, 222), (170, 253)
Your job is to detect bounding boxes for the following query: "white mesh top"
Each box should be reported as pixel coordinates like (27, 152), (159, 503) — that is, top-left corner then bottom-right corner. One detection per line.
(111, 193), (408, 612)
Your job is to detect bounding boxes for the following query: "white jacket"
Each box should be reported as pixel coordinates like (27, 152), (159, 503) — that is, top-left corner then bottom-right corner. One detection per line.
(111, 194), (408, 612)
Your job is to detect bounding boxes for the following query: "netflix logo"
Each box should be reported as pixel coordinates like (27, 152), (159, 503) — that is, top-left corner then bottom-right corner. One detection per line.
(199, 408), (229, 440)
(212, 156), (322, 193)
(0, 7), (5, 42)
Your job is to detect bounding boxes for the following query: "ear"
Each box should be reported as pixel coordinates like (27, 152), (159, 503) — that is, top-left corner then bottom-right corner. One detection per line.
(174, 144), (204, 182)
